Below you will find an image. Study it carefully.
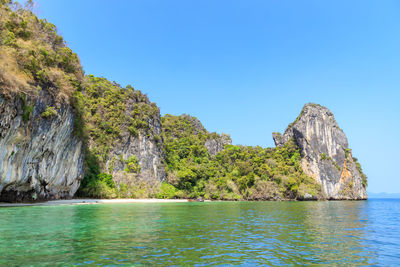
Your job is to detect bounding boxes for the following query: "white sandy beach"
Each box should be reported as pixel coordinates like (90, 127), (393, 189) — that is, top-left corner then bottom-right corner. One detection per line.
(0, 198), (190, 207)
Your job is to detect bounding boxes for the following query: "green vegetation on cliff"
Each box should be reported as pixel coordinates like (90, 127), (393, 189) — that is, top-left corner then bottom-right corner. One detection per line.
(76, 108), (321, 200)
(160, 114), (321, 200)
(0, 1), (82, 102)
(1, 2), (361, 201)
(74, 75), (160, 198)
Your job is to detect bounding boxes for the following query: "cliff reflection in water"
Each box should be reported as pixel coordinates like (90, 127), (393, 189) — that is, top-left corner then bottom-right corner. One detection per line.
(299, 201), (376, 265)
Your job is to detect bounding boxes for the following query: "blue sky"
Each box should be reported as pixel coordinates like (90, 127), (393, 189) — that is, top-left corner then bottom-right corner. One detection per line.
(27, 0), (400, 193)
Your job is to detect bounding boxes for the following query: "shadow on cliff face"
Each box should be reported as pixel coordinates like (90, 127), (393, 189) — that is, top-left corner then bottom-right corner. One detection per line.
(74, 148), (102, 198)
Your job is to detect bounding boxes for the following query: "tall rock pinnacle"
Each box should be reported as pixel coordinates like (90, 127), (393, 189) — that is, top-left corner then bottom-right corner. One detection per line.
(273, 103), (367, 200)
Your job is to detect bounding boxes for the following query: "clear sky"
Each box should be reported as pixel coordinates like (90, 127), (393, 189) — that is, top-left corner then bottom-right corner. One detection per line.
(26, 0), (400, 193)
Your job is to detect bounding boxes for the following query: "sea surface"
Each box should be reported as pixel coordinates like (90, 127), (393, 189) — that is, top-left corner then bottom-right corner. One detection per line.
(0, 199), (400, 266)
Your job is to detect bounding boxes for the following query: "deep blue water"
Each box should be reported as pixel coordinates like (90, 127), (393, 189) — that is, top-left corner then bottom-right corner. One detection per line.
(0, 198), (399, 266)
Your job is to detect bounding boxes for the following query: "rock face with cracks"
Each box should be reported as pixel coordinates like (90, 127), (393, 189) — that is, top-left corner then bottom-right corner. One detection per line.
(273, 103), (367, 200)
(0, 92), (84, 202)
(101, 101), (166, 184)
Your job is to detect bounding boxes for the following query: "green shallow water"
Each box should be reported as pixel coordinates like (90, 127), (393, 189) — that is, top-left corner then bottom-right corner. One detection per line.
(1, 199), (400, 266)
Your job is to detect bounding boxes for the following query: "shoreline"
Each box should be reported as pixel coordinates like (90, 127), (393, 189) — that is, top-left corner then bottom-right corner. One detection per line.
(0, 198), (368, 207)
(0, 198), (190, 207)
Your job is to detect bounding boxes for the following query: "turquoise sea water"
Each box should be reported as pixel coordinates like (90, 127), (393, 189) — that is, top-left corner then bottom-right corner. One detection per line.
(0, 199), (399, 266)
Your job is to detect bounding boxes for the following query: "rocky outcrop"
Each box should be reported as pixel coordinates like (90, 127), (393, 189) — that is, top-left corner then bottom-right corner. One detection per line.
(172, 115), (232, 156)
(72, 76), (166, 199)
(205, 133), (232, 156)
(162, 113), (232, 156)
(103, 100), (165, 183)
(273, 103), (367, 200)
(104, 133), (165, 183)
(0, 91), (84, 202)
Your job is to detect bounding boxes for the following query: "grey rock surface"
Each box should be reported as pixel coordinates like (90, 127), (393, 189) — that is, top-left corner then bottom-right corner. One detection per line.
(205, 133), (232, 156)
(273, 103), (367, 200)
(102, 98), (165, 183)
(0, 91), (84, 202)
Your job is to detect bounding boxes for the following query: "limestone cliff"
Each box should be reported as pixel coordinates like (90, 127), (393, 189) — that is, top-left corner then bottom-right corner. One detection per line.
(273, 103), (367, 200)
(0, 92), (84, 202)
(102, 97), (165, 183)
(0, 3), (368, 202)
(0, 2), (85, 202)
(75, 76), (165, 198)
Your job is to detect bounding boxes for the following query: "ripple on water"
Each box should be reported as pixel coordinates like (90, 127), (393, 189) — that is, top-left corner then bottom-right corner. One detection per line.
(0, 200), (399, 265)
